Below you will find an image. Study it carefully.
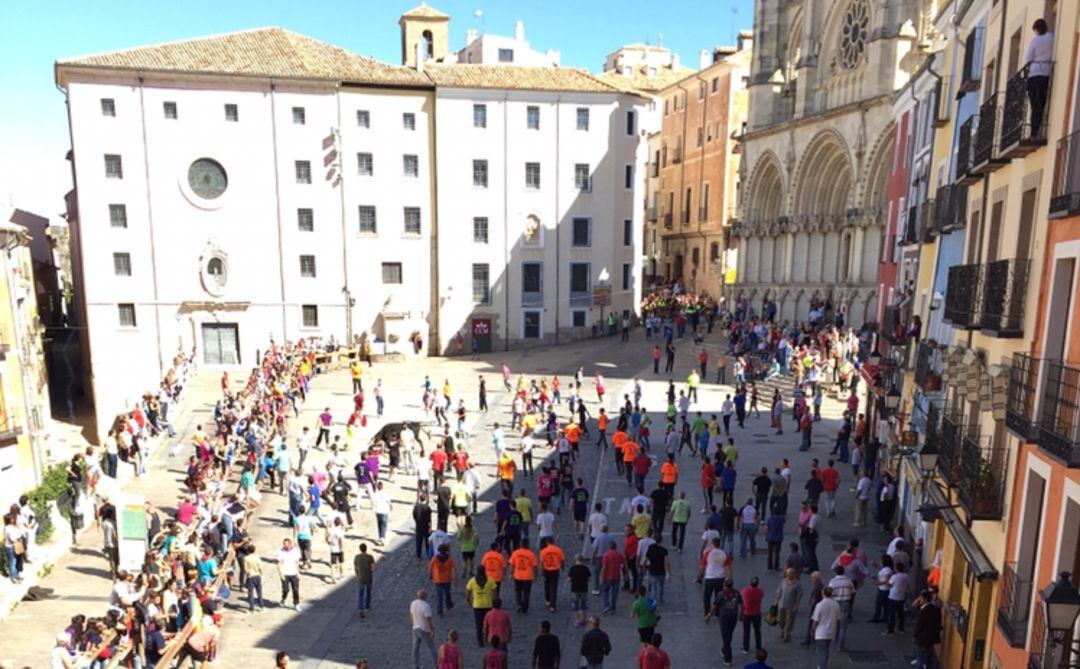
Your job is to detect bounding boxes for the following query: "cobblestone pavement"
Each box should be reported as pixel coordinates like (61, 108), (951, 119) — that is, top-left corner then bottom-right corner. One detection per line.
(2, 332), (918, 668)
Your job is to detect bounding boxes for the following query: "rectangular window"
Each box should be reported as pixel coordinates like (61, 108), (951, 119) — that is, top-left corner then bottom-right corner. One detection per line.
(301, 305), (319, 327)
(699, 82), (705, 100)
(473, 159), (488, 187)
(104, 154), (123, 179)
(163, 101), (178, 119)
(113, 252), (131, 276)
(623, 219), (632, 246)
(358, 205), (377, 233)
(626, 110), (636, 135)
(697, 127), (703, 147)
(569, 262), (590, 293)
(472, 263), (491, 305)
(224, 103), (238, 122)
(576, 107), (590, 131)
(100, 98), (115, 117)
(525, 162), (541, 189)
(498, 48), (514, 63)
(526, 105), (540, 130)
(117, 303), (136, 327)
(403, 154), (419, 178)
(522, 262), (543, 295)
(624, 164), (634, 189)
(381, 262), (403, 284)
(683, 187), (692, 223)
(357, 109), (370, 128)
(712, 77), (719, 92)
(574, 163), (591, 192)
(402, 112), (416, 130)
(701, 183), (710, 220)
(299, 255), (317, 277)
(622, 263), (632, 291)
(572, 310), (587, 327)
(295, 160), (312, 184)
(109, 204), (127, 229)
(572, 217), (591, 247)
(473, 104), (487, 128)
(297, 208), (314, 232)
(473, 216), (489, 243)
(403, 207), (421, 234)
(292, 107), (306, 125)
(358, 152), (374, 176)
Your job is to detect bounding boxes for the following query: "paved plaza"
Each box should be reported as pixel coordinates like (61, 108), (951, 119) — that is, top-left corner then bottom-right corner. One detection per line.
(2, 332), (916, 668)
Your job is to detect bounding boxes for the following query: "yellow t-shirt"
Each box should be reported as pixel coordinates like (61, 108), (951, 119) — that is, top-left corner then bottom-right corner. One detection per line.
(514, 496), (533, 522)
(631, 513), (652, 538)
(466, 577), (498, 609)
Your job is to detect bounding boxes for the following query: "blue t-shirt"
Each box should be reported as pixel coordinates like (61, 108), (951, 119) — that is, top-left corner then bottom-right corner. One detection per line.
(766, 515), (785, 543)
(196, 557), (217, 584)
(720, 467), (737, 490)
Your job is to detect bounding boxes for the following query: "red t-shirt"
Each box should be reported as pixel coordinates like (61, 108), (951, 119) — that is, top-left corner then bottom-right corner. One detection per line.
(741, 585), (765, 616)
(483, 608), (512, 645)
(430, 449), (448, 472)
(633, 453), (652, 476)
(821, 467), (840, 492)
(601, 550), (626, 581)
(623, 533), (639, 560)
(637, 646), (671, 669)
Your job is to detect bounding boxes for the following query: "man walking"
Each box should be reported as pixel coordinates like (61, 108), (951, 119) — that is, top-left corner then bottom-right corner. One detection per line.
(913, 589), (943, 669)
(510, 538), (538, 614)
(410, 590), (438, 669)
(579, 617), (612, 669)
(277, 537), (302, 610)
(811, 586), (841, 668)
(354, 542), (375, 617)
(827, 565), (855, 651)
(774, 567), (802, 642)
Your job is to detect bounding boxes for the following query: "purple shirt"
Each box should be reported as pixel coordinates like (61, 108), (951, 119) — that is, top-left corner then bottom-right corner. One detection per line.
(319, 412), (332, 427)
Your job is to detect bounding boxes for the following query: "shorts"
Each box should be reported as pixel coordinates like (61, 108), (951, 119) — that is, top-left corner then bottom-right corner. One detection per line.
(572, 592), (588, 611)
(389, 453), (400, 467)
(462, 551), (475, 560)
(330, 552), (344, 565)
(453, 505), (468, 516)
(573, 507), (587, 523)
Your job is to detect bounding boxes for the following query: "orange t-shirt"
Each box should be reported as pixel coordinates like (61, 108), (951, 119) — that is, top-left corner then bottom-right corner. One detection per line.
(612, 431), (628, 448)
(622, 441), (639, 462)
(509, 548), (537, 580)
(498, 458), (516, 481)
(661, 462), (679, 484)
(481, 550), (506, 582)
(429, 555), (456, 584)
(539, 544), (566, 572)
(598, 414), (609, 431)
(565, 423), (581, 444)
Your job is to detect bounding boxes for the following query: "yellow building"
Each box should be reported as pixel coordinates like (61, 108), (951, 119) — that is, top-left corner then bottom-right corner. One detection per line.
(0, 209), (52, 509)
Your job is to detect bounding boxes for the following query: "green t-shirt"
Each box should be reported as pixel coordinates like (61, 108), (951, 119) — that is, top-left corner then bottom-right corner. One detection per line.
(632, 596), (658, 628)
(460, 528), (478, 553)
(692, 417), (707, 434)
(723, 445), (738, 466)
(670, 498), (691, 524)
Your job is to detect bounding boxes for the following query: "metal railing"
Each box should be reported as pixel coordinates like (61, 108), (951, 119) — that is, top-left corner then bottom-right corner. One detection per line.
(1028, 603), (1048, 669)
(998, 561), (1034, 647)
(1007, 353), (1042, 442)
(973, 94), (1004, 170)
(699, 206), (708, 222)
(1050, 130), (1080, 217)
(647, 206), (658, 222)
(902, 204), (919, 245)
(935, 184), (968, 232)
(881, 304), (906, 345)
(957, 435), (1008, 520)
(919, 199), (936, 241)
(980, 257), (1030, 337)
(956, 116), (979, 185)
(1000, 62), (1053, 156)
(938, 411), (966, 487)
(915, 341), (943, 392)
(944, 263), (984, 329)
(1038, 359), (1080, 467)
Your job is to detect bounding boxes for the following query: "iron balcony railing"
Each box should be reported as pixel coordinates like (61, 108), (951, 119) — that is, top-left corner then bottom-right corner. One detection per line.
(663, 213), (673, 229)
(979, 257), (1030, 337)
(956, 116), (980, 185)
(1000, 62), (1053, 158)
(1028, 603), (1048, 669)
(944, 263), (983, 329)
(1038, 359), (1080, 467)
(997, 561), (1034, 648)
(957, 435), (1007, 520)
(902, 205), (920, 246)
(1007, 353), (1041, 442)
(1050, 130), (1080, 218)
(881, 304), (906, 345)
(698, 206), (708, 222)
(973, 94), (1007, 172)
(919, 199), (936, 242)
(938, 411), (966, 487)
(915, 341), (943, 393)
(935, 184), (968, 232)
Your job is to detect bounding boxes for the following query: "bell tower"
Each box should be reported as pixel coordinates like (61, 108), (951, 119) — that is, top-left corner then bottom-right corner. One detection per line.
(399, 4), (450, 68)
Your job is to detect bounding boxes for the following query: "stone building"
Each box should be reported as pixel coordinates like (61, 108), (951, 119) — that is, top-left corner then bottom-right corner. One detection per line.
(734, 0), (922, 325)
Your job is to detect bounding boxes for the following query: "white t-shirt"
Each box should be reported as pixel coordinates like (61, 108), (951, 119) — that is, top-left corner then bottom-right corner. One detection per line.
(722, 400), (733, 416)
(327, 526), (345, 554)
(416, 459), (432, 481)
(886, 536), (903, 557)
(740, 505), (757, 525)
(876, 566), (894, 591)
(587, 512), (607, 539)
(812, 597), (841, 640)
(637, 536), (656, 563)
(703, 547), (728, 579)
(410, 598), (433, 632)
(373, 490), (391, 515)
(521, 434), (534, 454)
(888, 572), (910, 601)
(701, 529), (720, 545)
(630, 495), (650, 512)
(536, 512), (556, 538)
(429, 529), (451, 552)
(278, 547), (302, 576)
(856, 477), (872, 501)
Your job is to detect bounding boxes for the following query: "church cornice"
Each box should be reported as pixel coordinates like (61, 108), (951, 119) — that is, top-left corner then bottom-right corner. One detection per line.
(743, 93), (894, 142)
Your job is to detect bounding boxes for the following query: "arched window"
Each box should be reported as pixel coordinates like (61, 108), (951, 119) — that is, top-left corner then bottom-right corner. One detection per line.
(207, 257), (226, 287)
(710, 242), (720, 262)
(422, 30), (434, 59)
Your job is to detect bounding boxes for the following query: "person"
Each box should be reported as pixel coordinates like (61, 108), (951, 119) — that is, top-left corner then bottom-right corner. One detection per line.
(372, 481), (391, 545)
(739, 497), (759, 559)
(580, 616), (612, 669)
(669, 491), (691, 552)
(568, 554), (592, 627)
(765, 508), (785, 571)
(636, 633), (671, 669)
(437, 629), (463, 669)
(702, 537), (728, 616)
(631, 586), (659, 643)
(481, 542), (507, 595)
(707, 578), (743, 666)
(886, 562), (910, 635)
(354, 542), (375, 617)
(429, 543), (457, 616)
(51, 631), (78, 669)
(539, 537), (566, 612)
(601, 539), (626, 614)
(828, 565), (855, 651)
(510, 538), (538, 613)
(277, 537), (302, 610)
(483, 598), (512, 650)
(414, 494), (433, 559)
(741, 576), (765, 655)
(742, 648), (774, 669)
(811, 586), (841, 668)
(853, 469), (872, 528)
(466, 566), (498, 647)
(642, 533), (671, 605)
(532, 620), (561, 669)
(774, 567), (802, 642)
(411, 590), (438, 669)
(1025, 18), (1054, 139)
(484, 637), (508, 668)
(913, 589), (943, 669)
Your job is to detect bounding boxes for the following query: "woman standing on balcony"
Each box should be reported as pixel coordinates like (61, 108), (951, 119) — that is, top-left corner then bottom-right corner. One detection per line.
(1026, 19), (1054, 139)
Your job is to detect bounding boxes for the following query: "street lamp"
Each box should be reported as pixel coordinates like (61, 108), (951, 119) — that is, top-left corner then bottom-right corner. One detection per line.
(1042, 573), (1080, 642)
(885, 385), (902, 411)
(918, 438), (940, 474)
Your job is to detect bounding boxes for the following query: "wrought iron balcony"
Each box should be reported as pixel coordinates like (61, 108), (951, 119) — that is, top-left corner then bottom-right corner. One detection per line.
(956, 116), (980, 186)
(1049, 130), (1080, 218)
(901, 205), (919, 246)
(1007, 353), (1041, 442)
(944, 263), (983, 329)
(935, 184), (968, 232)
(957, 436), (1007, 520)
(972, 94), (1008, 173)
(979, 257), (1030, 337)
(915, 341), (943, 393)
(663, 213), (673, 229)
(997, 561), (1034, 647)
(881, 304), (906, 345)
(1038, 359), (1080, 467)
(1000, 62), (1053, 158)
(919, 199), (936, 242)
(938, 411), (966, 487)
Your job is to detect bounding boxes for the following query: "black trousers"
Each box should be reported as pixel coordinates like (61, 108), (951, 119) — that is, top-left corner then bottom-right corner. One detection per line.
(742, 613), (762, 651)
(514, 578), (533, 613)
(1028, 75), (1049, 138)
(543, 570), (560, 608)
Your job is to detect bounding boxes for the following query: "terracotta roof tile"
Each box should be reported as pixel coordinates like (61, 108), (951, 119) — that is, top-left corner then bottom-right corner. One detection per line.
(400, 3), (449, 19)
(425, 63), (641, 95)
(597, 66), (693, 94)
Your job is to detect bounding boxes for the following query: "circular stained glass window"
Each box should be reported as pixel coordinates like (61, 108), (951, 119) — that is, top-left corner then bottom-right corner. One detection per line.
(838, 0), (870, 70)
(187, 158), (228, 200)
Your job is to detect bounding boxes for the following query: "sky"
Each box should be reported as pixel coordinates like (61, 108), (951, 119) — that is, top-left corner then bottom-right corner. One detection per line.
(0, 0), (753, 220)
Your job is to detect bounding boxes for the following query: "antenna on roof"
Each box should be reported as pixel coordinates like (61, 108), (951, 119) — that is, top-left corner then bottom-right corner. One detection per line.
(658, 33), (664, 48)
(474, 9), (485, 35)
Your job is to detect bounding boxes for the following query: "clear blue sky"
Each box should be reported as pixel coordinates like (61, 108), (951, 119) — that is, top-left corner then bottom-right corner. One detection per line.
(0, 0), (752, 218)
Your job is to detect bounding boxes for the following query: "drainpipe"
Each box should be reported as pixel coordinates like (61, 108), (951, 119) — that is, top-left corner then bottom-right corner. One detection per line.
(269, 82), (288, 339)
(136, 75), (164, 375)
(554, 94), (561, 345)
(677, 80), (692, 287)
(335, 87), (353, 346)
(503, 91), (510, 351)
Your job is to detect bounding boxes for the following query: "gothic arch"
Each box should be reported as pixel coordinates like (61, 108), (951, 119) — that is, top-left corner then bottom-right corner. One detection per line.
(861, 124), (896, 212)
(793, 129), (854, 217)
(746, 151), (787, 222)
(784, 9), (805, 84)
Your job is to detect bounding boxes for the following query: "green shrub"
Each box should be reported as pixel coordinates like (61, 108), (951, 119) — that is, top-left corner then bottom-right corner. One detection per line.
(24, 464), (69, 542)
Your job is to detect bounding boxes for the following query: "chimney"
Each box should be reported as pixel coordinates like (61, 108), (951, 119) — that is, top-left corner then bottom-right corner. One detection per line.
(414, 42), (425, 72)
(514, 20), (525, 42)
(738, 31), (754, 53)
(672, 53), (680, 69)
(466, 28), (477, 44)
(699, 48), (710, 70)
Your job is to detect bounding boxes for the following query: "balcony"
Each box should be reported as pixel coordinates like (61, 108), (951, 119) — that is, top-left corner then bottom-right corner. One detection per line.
(881, 304), (907, 345)
(998, 561), (1034, 647)
(956, 116), (980, 186)
(698, 206), (708, 222)
(1038, 359), (1080, 467)
(1049, 130), (1080, 218)
(957, 435), (1007, 520)
(915, 341), (943, 393)
(663, 213), (673, 229)
(1000, 62), (1053, 159)
(944, 263), (983, 329)
(647, 206), (658, 222)
(979, 257), (1030, 337)
(919, 199), (936, 242)
(935, 184), (968, 233)
(938, 411), (966, 487)
(900, 204), (920, 246)
(1007, 353), (1041, 442)
(972, 94), (1008, 173)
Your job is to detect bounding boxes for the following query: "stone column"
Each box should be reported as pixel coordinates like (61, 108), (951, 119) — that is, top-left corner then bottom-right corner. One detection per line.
(782, 232), (794, 283)
(851, 226), (865, 283)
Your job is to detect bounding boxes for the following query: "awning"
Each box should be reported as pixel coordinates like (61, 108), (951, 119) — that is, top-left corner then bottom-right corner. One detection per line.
(928, 484), (998, 581)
